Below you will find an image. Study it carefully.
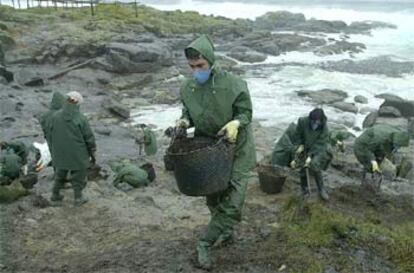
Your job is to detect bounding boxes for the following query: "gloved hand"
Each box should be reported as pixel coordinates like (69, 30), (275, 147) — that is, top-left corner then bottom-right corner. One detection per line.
(371, 160), (381, 173)
(290, 160), (297, 169)
(218, 120), (240, 143)
(296, 144), (305, 155)
(21, 165), (28, 176)
(336, 140), (345, 152)
(175, 119), (190, 128)
(33, 142), (51, 172)
(305, 156), (312, 167)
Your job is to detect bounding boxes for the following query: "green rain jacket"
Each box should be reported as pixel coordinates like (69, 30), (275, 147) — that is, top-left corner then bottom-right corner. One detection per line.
(113, 163), (149, 188)
(1, 141), (28, 164)
(294, 115), (330, 171)
(0, 149), (22, 180)
(328, 130), (352, 147)
(271, 122), (298, 167)
(143, 128), (157, 156)
(50, 102), (96, 170)
(354, 124), (410, 171)
(40, 91), (65, 149)
(180, 35), (256, 179)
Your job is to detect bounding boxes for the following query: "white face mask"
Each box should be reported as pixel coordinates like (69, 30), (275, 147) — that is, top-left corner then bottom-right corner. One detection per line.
(311, 120), (321, 130)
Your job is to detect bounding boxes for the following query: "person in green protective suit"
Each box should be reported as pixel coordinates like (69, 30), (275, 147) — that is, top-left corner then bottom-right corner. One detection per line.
(329, 130), (352, 153)
(49, 91), (96, 206)
(112, 162), (155, 188)
(0, 140), (29, 165)
(354, 124), (410, 176)
(271, 122), (299, 167)
(40, 91), (65, 152)
(290, 108), (331, 201)
(135, 124), (157, 156)
(0, 149), (22, 186)
(175, 35), (256, 270)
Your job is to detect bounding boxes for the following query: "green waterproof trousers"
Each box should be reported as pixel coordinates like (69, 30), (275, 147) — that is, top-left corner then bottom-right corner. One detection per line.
(53, 168), (87, 199)
(200, 175), (249, 245)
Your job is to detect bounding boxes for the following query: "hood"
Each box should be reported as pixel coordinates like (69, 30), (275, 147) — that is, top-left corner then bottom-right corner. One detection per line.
(392, 131), (410, 147)
(50, 91), (65, 111)
(186, 34), (216, 65)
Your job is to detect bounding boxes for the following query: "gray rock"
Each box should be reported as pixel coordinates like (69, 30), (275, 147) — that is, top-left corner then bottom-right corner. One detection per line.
(0, 65), (13, 82)
(375, 93), (404, 102)
(362, 112), (378, 128)
(24, 77), (44, 87)
(354, 95), (368, 104)
(314, 40), (365, 56)
(227, 46), (267, 63)
(102, 98), (130, 119)
(381, 158), (397, 181)
(296, 89), (348, 104)
(347, 21), (396, 34)
(104, 42), (173, 73)
(378, 106), (402, 118)
(331, 102), (358, 113)
(380, 99), (414, 118)
(320, 56), (414, 77)
(254, 11), (306, 30)
(375, 117), (409, 132)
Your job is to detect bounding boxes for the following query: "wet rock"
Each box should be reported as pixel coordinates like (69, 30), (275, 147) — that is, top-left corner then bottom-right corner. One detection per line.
(296, 89), (348, 104)
(354, 95), (368, 104)
(378, 106), (402, 118)
(32, 194), (51, 208)
(375, 93), (404, 102)
(227, 46), (267, 63)
(103, 42), (173, 73)
(347, 21), (396, 34)
(381, 158), (397, 181)
(95, 126), (112, 136)
(24, 77), (44, 87)
(331, 102), (358, 114)
(320, 56), (414, 77)
(315, 40), (366, 56)
(102, 98), (130, 119)
(0, 98), (16, 114)
(254, 11), (306, 30)
(380, 99), (414, 118)
(296, 19), (347, 33)
(362, 112), (378, 128)
(375, 117), (408, 132)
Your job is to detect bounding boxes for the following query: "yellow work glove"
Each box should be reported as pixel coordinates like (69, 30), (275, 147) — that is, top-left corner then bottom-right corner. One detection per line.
(218, 120), (240, 143)
(371, 160), (381, 173)
(175, 119), (189, 128)
(290, 160), (297, 169)
(296, 144), (305, 155)
(305, 156), (312, 167)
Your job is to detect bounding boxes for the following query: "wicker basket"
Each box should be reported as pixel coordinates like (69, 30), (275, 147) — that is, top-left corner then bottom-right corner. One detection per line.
(257, 164), (287, 194)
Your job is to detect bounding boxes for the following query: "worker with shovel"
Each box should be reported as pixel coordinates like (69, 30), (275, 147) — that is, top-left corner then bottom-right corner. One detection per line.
(290, 108), (331, 201)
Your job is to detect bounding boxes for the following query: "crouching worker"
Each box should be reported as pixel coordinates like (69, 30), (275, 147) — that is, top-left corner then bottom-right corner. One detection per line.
(271, 122), (298, 167)
(290, 108), (331, 201)
(112, 162), (156, 188)
(354, 124), (409, 183)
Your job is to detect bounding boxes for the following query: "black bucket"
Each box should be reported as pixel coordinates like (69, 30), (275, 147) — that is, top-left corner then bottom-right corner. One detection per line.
(163, 154), (174, 171)
(258, 164), (287, 194)
(167, 137), (235, 196)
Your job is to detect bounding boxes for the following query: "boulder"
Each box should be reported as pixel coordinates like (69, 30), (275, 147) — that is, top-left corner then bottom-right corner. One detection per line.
(354, 95), (368, 104)
(102, 98), (130, 119)
(378, 106), (402, 118)
(380, 99), (414, 118)
(296, 89), (348, 104)
(331, 102), (358, 113)
(254, 11), (306, 30)
(362, 111), (378, 128)
(375, 93), (404, 101)
(227, 46), (267, 63)
(381, 158), (396, 181)
(104, 42), (173, 73)
(375, 117), (409, 132)
(0, 65), (13, 82)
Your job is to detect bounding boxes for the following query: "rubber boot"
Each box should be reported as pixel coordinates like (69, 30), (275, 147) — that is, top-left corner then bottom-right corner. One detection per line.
(74, 189), (88, 206)
(315, 172), (329, 201)
(196, 241), (212, 270)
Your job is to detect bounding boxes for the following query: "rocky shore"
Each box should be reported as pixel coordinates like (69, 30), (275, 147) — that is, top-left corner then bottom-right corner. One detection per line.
(0, 4), (413, 273)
